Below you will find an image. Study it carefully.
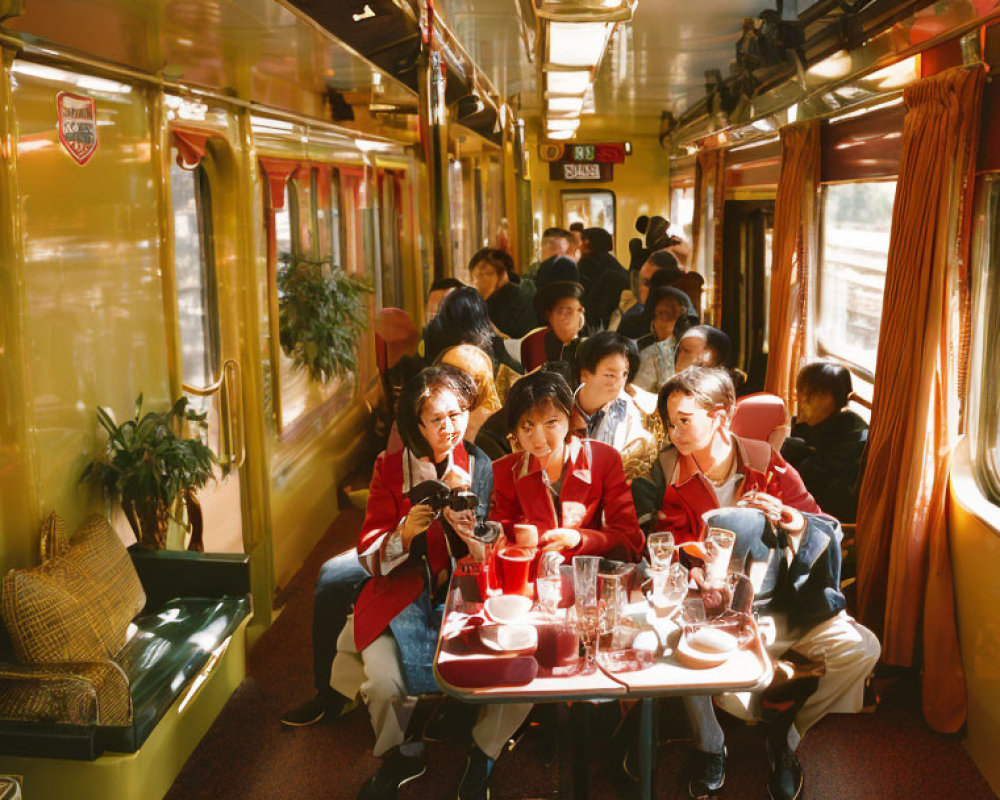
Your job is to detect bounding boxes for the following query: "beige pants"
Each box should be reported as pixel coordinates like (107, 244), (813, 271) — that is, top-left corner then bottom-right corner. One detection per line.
(331, 615), (532, 759)
(715, 611), (881, 744)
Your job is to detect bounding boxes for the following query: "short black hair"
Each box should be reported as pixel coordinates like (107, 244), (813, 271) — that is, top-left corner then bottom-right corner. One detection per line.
(574, 330), (639, 383)
(396, 365), (478, 459)
(646, 249), (681, 280)
(569, 221), (585, 233)
(428, 277), (464, 295)
(534, 280), (585, 320)
(469, 247), (515, 277)
(635, 215), (650, 235)
(796, 361), (853, 409)
(542, 227), (572, 241)
(582, 227), (614, 254)
(503, 370), (574, 435)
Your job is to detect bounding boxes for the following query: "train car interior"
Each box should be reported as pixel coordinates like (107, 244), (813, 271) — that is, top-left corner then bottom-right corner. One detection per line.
(2, 0), (1000, 798)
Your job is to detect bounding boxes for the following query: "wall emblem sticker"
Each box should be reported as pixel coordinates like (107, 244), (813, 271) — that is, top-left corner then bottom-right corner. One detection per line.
(56, 92), (98, 165)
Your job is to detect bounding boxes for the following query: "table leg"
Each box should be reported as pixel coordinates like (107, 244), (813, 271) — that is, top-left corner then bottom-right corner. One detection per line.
(571, 702), (592, 800)
(638, 698), (656, 800)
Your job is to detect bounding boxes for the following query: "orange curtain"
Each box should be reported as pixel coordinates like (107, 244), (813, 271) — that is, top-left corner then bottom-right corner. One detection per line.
(855, 65), (984, 733)
(764, 121), (820, 403)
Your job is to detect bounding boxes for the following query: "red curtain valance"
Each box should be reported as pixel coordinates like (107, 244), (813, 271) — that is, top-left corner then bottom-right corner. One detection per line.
(258, 156), (305, 211)
(172, 128), (215, 169)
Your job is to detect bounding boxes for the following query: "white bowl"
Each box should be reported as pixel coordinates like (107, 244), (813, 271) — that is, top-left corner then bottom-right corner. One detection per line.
(484, 594), (532, 624)
(480, 623), (537, 653)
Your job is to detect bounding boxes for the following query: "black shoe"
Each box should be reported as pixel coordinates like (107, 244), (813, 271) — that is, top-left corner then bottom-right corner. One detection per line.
(457, 745), (495, 800)
(280, 691), (347, 727)
(687, 746), (726, 799)
(357, 749), (426, 800)
(767, 739), (803, 800)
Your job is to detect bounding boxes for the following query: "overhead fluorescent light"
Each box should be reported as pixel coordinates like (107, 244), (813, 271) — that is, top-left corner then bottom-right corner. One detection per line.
(548, 96), (584, 114)
(546, 118), (580, 132)
(546, 70), (591, 95)
(547, 22), (613, 68)
(548, 129), (576, 140)
(807, 50), (852, 80)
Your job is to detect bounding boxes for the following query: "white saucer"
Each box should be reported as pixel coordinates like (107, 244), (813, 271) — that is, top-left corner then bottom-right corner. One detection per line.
(675, 635), (735, 668)
(479, 623), (537, 653)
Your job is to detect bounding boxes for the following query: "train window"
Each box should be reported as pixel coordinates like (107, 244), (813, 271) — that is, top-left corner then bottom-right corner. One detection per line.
(816, 180), (897, 380)
(562, 189), (615, 239)
(170, 157), (221, 390)
(969, 175), (1000, 503)
(274, 178), (293, 256)
(670, 184), (695, 241)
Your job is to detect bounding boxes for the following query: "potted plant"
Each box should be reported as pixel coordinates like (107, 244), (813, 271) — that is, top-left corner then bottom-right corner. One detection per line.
(82, 394), (224, 549)
(276, 252), (372, 382)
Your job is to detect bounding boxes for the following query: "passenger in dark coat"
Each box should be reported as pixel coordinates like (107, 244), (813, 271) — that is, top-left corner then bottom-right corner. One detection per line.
(781, 362), (869, 524)
(468, 247), (538, 338)
(577, 227), (629, 329)
(519, 281), (587, 382)
(534, 254), (580, 289)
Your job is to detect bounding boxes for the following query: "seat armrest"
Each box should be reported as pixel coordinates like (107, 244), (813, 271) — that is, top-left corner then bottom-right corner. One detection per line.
(128, 546), (251, 609)
(0, 660), (131, 726)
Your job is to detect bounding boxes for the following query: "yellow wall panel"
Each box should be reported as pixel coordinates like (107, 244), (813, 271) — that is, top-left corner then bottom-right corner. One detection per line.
(11, 64), (168, 560)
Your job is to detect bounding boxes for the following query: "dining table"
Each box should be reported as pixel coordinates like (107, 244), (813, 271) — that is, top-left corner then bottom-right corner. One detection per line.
(434, 580), (775, 800)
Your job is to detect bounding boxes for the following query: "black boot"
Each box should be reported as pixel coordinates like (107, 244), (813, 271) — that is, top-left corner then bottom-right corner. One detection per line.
(686, 746), (726, 799)
(457, 745), (495, 800)
(356, 748), (426, 800)
(766, 737), (803, 800)
(280, 690), (348, 727)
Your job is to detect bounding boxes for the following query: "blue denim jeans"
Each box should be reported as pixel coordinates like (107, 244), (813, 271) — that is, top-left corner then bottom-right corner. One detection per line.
(313, 549), (369, 696)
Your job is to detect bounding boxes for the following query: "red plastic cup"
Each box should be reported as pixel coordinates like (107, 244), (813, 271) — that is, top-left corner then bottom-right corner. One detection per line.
(496, 545), (535, 597)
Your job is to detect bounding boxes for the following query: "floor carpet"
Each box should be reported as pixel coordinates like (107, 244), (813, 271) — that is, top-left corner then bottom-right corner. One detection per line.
(165, 510), (997, 800)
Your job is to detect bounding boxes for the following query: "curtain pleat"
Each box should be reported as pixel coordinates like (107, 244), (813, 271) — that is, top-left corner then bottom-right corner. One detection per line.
(855, 65), (984, 733)
(764, 121), (820, 403)
(694, 150), (726, 325)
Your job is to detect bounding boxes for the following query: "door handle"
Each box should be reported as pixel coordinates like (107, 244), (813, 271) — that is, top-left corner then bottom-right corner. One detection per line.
(182, 358), (245, 470)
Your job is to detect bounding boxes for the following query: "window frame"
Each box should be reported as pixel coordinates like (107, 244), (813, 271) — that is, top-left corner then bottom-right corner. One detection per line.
(560, 188), (617, 241)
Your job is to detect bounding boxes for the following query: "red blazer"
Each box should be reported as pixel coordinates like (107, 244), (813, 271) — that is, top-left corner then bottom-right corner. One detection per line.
(491, 438), (643, 562)
(353, 444), (474, 650)
(657, 435), (820, 544)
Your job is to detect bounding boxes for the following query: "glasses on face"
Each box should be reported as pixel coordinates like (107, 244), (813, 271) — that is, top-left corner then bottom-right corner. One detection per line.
(552, 305), (584, 319)
(421, 409), (468, 431)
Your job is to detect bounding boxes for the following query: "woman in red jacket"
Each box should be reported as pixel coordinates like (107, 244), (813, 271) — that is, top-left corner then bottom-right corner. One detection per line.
(330, 365), (494, 800)
(458, 370), (643, 800)
(631, 366), (821, 800)
(632, 366), (819, 544)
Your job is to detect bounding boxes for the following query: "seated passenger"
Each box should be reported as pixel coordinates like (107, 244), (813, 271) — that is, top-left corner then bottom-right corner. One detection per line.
(632, 366), (878, 800)
(578, 227), (630, 330)
(633, 286), (699, 394)
(423, 285), (523, 375)
(781, 362), (869, 524)
(437, 345), (509, 462)
(529, 227), (580, 287)
(469, 247), (538, 339)
(571, 331), (659, 479)
(458, 371), (643, 800)
(425, 276), (464, 322)
(329, 367), (493, 800)
(618, 249), (683, 339)
(519, 281), (587, 377)
(673, 325), (748, 394)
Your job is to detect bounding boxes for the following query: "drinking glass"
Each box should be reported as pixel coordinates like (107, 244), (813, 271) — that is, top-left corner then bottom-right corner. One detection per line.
(650, 562), (689, 619)
(597, 571), (624, 648)
(535, 551), (564, 615)
(572, 556), (600, 673)
(703, 527), (736, 586)
(647, 531), (675, 572)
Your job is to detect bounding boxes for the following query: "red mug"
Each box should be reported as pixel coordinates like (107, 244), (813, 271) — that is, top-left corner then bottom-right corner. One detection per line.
(496, 545), (535, 597)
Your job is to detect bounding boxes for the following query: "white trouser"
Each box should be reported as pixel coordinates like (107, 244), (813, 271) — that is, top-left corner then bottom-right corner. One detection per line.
(330, 615), (532, 760)
(715, 610), (881, 744)
(472, 703), (534, 759)
(330, 615), (415, 757)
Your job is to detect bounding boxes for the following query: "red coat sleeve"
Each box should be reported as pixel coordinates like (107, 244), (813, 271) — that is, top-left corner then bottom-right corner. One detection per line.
(358, 453), (407, 567)
(489, 454), (525, 540)
(574, 449), (643, 562)
(766, 449), (821, 514)
(655, 485), (703, 544)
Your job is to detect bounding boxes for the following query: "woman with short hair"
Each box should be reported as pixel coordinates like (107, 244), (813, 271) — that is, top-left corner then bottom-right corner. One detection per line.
(330, 366), (494, 800)
(519, 280), (587, 377)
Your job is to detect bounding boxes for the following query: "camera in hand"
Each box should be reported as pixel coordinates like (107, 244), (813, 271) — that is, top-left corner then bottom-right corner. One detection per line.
(407, 479), (479, 513)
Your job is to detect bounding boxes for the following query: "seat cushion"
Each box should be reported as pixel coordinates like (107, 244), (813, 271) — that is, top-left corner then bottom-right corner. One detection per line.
(2, 515), (146, 663)
(102, 595), (250, 752)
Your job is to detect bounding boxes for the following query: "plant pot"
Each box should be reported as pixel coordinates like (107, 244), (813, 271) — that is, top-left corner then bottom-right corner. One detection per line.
(123, 497), (170, 550)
